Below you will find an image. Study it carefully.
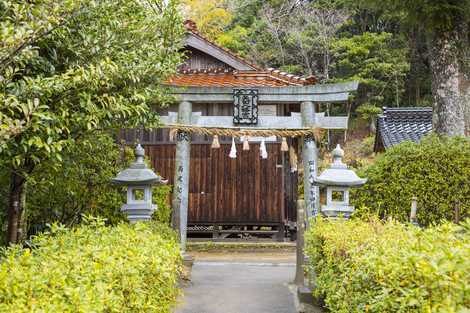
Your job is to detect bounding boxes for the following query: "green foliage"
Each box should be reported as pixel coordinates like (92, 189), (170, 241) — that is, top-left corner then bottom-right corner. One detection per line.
(0, 133), (173, 236)
(356, 103), (382, 120)
(152, 184), (173, 224)
(0, 218), (182, 312)
(358, 135), (375, 156)
(182, 0), (232, 41)
(352, 135), (470, 225)
(24, 134), (128, 229)
(305, 218), (470, 312)
(0, 0), (183, 172)
(0, 0), (183, 242)
(215, 25), (251, 56)
(332, 32), (409, 106)
(364, 0), (470, 32)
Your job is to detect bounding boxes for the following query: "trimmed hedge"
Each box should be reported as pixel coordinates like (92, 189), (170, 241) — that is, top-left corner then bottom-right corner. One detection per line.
(305, 218), (470, 312)
(0, 218), (181, 312)
(352, 135), (470, 226)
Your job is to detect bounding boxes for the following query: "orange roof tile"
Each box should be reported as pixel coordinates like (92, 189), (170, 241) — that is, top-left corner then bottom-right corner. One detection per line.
(166, 69), (315, 87)
(167, 73), (287, 87)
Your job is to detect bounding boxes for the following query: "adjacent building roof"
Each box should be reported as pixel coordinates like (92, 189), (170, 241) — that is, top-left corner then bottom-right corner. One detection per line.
(165, 20), (315, 88)
(374, 107), (433, 152)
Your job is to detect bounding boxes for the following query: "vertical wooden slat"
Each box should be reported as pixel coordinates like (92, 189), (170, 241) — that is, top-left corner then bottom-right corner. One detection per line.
(144, 142), (294, 225)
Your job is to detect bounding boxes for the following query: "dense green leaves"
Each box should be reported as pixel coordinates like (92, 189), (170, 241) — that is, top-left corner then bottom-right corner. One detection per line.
(352, 135), (470, 225)
(363, 0), (470, 32)
(0, 218), (182, 312)
(0, 0), (184, 170)
(305, 218), (470, 312)
(331, 32), (409, 106)
(0, 0), (183, 243)
(0, 133), (173, 236)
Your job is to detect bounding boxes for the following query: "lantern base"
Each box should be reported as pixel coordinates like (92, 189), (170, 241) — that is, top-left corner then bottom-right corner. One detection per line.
(321, 205), (354, 219)
(121, 203), (156, 222)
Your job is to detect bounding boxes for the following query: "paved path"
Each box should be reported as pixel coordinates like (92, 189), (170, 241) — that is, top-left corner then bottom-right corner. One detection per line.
(174, 253), (297, 313)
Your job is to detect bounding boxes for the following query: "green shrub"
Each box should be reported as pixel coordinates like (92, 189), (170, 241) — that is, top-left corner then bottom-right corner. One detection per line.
(152, 184), (173, 224)
(23, 134), (129, 229)
(0, 133), (173, 238)
(359, 135), (375, 156)
(352, 135), (470, 226)
(0, 218), (182, 312)
(305, 218), (470, 312)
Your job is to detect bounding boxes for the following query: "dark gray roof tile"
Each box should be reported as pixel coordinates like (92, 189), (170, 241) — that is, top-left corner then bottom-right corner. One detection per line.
(374, 107), (433, 151)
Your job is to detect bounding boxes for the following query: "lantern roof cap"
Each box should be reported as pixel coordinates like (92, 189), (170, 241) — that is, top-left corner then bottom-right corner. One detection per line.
(314, 144), (367, 187)
(112, 144), (166, 185)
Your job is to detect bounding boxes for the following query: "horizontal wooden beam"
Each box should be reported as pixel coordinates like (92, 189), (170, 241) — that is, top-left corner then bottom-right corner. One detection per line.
(159, 112), (349, 130)
(168, 81), (359, 103)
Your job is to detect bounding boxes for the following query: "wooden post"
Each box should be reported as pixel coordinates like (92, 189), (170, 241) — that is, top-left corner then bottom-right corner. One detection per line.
(410, 196), (418, 226)
(171, 101), (192, 251)
(453, 201), (460, 224)
(301, 101), (319, 220)
(295, 200), (305, 286)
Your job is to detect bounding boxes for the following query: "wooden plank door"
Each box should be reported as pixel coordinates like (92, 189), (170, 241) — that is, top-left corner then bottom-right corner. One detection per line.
(146, 143), (285, 225)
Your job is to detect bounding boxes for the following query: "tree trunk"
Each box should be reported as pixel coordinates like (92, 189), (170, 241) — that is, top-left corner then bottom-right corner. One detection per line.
(7, 171), (27, 244)
(370, 117), (377, 134)
(427, 28), (466, 136)
(17, 181), (28, 242)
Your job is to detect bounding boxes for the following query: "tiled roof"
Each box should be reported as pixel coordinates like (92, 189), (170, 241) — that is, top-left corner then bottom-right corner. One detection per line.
(168, 20), (316, 88)
(374, 107), (433, 152)
(167, 68), (315, 87)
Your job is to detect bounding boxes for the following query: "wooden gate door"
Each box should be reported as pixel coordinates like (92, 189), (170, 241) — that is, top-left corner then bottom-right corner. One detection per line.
(146, 143), (285, 229)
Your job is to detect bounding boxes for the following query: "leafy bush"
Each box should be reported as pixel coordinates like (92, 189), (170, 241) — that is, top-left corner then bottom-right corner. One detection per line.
(305, 218), (470, 312)
(352, 135), (470, 226)
(0, 133), (173, 238)
(0, 218), (181, 312)
(358, 135), (375, 156)
(152, 184), (173, 224)
(24, 134), (129, 229)
(356, 103), (382, 133)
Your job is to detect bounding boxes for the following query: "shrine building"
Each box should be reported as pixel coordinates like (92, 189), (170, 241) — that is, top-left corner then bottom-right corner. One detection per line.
(121, 20), (357, 241)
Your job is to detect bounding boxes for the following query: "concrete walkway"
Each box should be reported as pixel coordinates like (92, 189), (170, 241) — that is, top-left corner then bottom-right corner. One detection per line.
(174, 252), (297, 313)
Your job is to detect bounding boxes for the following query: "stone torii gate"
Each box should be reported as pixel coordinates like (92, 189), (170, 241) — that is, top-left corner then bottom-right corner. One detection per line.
(160, 82), (359, 250)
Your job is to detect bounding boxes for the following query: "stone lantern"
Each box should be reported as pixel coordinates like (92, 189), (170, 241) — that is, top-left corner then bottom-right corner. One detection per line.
(112, 144), (166, 222)
(314, 144), (366, 218)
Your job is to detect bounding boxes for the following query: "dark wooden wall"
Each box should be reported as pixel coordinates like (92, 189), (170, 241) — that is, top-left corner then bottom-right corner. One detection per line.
(119, 102), (301, 227)
(180, 47), (234, 71)
(146, 143), (292, 225)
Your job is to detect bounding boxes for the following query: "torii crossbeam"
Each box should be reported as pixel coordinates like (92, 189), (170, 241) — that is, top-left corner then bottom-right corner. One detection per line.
(162, 82), (359, 250)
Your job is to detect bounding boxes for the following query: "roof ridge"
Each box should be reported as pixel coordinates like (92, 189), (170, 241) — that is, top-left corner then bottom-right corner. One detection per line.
(184, 20), (261, 71)
(383, 106), (432, 112)
(267, 68), (315, 85)
(178, 67), (234, 74)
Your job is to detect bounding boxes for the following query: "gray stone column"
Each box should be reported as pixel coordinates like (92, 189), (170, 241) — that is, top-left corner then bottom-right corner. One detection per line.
(294, 200), (306, 286)
(171, 101), (192, 251)
(301, 101), (320, 219)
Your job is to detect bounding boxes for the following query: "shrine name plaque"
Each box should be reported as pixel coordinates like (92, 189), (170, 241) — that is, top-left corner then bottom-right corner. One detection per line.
(233, 89), (258, 125)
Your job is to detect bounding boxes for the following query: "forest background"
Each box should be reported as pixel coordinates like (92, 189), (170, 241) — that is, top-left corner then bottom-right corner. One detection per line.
(183, 0), (469, 130)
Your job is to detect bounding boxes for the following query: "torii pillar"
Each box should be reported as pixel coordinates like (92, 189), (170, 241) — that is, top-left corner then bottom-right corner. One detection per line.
(171, 101), (192, 251)
(301, 101), (320, 219)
